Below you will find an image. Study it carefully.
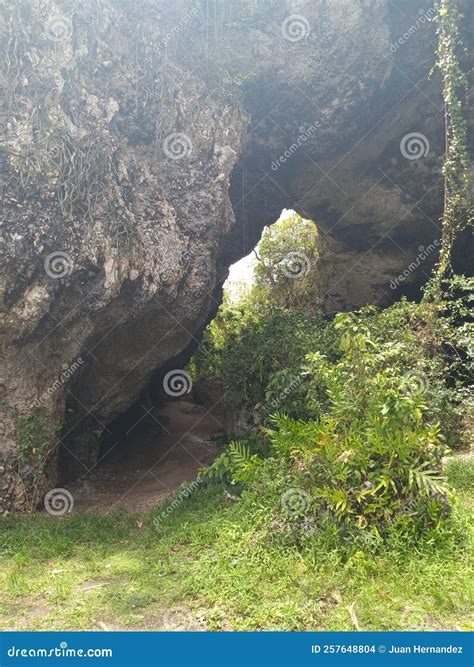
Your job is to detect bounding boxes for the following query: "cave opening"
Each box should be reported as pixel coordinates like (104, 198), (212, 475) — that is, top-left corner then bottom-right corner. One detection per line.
(61, 390), (226, 514)
(57, 208), (317, 513)
(56, 317), (229, 514)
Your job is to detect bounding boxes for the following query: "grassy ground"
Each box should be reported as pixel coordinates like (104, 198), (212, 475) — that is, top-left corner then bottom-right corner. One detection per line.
(0, 457), (472, 632)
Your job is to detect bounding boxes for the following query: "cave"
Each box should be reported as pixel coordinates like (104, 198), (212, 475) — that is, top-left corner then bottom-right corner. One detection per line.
(53, 202), (445, 511)
(56, 341), (226, 513)
(58, 394), (224, 514)
(1, 0), (472, 514)
(55, 209), (315, 508)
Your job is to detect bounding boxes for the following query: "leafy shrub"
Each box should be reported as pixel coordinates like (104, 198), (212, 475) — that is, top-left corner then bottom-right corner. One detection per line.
(262, 384), (451, 542)
(199, 301), (470, 546)
(199, 440), (262, 485)
(195, 275), (471, 546)
(191, 303), (337, 417)
(326, 293), (472, 449)
(253, 213), (321, 308)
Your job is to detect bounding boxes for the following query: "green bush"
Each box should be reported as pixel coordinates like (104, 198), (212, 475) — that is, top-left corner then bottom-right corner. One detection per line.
(326, 293), (472, 450)
(195, 275), (471, 546)
(191, 303), (337, 416)
(193, 280), (472, 448)
(201, 298), (474, 545)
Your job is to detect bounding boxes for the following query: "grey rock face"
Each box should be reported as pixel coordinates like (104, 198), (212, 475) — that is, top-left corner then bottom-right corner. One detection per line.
(0, 0), (471, 510)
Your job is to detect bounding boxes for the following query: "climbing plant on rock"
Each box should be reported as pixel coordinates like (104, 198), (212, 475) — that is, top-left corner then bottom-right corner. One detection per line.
(430, 0), (472, 293)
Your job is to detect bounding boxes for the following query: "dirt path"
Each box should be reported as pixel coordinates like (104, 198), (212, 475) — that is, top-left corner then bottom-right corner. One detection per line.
(69, 399), (223, 514)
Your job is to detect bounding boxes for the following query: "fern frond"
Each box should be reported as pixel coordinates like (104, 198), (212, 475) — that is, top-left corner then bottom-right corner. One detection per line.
(409, 463), (449, 496)
(228, 441), (251, 469)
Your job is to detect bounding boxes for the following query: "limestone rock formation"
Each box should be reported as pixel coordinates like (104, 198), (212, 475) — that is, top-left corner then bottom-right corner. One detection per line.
(0, 0), (471, 511)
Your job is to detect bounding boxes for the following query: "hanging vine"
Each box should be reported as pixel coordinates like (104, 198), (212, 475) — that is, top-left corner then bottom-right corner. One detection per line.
(429, 0), (473, 295)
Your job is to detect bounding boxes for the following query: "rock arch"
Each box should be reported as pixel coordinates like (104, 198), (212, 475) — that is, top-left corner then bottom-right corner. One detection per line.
(0, 0), (472, 511)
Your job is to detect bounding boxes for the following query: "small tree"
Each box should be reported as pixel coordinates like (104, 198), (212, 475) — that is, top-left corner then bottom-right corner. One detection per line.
(253, 212), (320, 308)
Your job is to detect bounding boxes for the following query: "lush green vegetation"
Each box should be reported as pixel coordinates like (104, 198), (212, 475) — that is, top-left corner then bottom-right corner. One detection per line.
(431, 0), (472, 288)
(184, 173), (473, 632)
(0, 457), (472, 631)
(2, 262), (470, 631)
(194, 273), (472, 543)
(2, 207), (471, 636)
(1, 0), (471, 633)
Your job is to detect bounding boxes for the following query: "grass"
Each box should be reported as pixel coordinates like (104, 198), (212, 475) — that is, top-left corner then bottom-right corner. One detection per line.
(0, 457), (472, 631)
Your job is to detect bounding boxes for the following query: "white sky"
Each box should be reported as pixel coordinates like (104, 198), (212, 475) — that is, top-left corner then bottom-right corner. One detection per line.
(227, 250), (257, 285)
(224, 208), (294, 300)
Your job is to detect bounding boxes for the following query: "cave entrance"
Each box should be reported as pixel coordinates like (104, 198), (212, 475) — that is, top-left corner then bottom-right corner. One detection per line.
(62, 209), (317, 514)
(68, 395), (224, 514)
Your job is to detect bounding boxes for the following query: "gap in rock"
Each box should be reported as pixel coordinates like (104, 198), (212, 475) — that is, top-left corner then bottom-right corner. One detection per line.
(65, 395), (225, 515)
(57, 348), (227, 515)
(57, 208), (314, 514)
